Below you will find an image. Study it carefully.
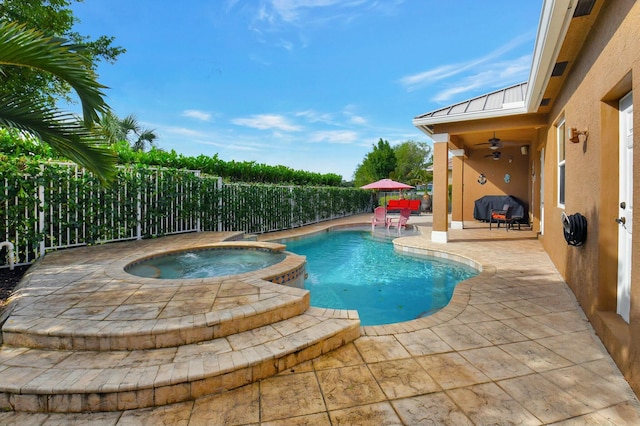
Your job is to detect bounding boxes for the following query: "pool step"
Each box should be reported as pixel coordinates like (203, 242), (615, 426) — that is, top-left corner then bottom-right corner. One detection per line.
(0, 233), (362, 413)
(0, 307), (360, 413)
(2, 280), (309, 351)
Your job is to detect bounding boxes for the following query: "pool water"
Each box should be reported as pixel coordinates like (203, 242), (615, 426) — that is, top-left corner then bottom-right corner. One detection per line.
(126, 248), (287, 279)
(284, 230), (477, 325)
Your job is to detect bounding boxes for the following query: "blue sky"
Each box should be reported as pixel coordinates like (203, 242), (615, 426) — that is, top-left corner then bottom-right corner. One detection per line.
(71, 1), (542, 180)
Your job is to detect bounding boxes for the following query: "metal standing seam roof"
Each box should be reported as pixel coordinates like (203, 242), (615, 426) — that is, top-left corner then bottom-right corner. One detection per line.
(413, 81), (528, 121)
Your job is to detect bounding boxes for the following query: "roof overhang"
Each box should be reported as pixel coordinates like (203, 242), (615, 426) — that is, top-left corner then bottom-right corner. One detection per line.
(413, 103), (528, 134)
(525, 0), (577, 112)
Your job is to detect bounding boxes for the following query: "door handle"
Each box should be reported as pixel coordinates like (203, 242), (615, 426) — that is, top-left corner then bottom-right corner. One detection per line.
(620, 201), (626, 209)
(616, 217), (626, 225)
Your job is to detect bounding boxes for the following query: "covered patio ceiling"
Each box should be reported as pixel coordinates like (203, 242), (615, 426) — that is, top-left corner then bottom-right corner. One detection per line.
(427, 116), (546, 156)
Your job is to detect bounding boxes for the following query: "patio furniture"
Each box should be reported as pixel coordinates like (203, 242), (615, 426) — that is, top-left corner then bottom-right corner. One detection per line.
(490, 204), (515, 230)
(388, 208), (411, 233)
(386, 199), (421, 213)
(371, 206), (391, 230)
(474, 195), (528, 226)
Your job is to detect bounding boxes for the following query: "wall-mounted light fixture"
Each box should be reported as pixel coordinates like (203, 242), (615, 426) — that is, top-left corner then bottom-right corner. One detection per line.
(520, 145), (529, 156)
(569, 127), (588, 144)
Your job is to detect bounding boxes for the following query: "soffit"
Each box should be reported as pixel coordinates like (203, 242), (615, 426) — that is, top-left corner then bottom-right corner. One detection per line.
(536, 0), (605, 114)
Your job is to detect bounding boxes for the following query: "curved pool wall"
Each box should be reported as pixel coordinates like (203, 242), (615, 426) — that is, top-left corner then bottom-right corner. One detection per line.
(118, 224), (485, 329)
(123, 241), (307, 288)
(277, 226), (482, 325)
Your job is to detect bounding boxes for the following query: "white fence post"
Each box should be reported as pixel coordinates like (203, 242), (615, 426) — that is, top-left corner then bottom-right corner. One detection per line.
(38, 167), (45, 258)
(136, 170), (142, 240)
(217, 177), (223, 232)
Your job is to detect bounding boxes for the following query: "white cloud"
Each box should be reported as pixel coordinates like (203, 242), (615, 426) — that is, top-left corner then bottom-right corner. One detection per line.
(398, 33), (534, 94)
(295, 109), (336, 124)
(295, 107), (367, 127)
(239, 0), (401, 50)
(398, 64), (461, 91)
(497, 55), (532, 80)
(341, 105), (367, 125)
(309, 130), (358, 144)
(232, 114), (302, 131)
(159, 125), (207, 138)
(182, 110), (212, 121)
(349, 115), (366, 125)
(433, 83), (482, 103)
(269, 0), (362, 23)
(432, 55), (532, 103)
(157, 126), (274, 153)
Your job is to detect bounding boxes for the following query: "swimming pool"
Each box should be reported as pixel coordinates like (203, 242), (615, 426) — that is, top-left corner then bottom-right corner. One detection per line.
(284, 229), (478, 325)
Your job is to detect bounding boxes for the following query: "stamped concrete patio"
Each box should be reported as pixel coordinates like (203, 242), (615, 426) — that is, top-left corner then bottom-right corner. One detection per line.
(1, 213), (639, 425)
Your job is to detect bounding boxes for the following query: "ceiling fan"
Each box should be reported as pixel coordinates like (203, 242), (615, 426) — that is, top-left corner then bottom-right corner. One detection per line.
(475, 132), (503, 150)
(484, 151), (502, 160)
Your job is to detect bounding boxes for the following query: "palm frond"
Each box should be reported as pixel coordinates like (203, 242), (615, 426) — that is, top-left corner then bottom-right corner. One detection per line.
(0, 21), (108, 127)
(120, 114), (140, 135)
(0, 95), (117, 185)
(99, 110), (128, 144)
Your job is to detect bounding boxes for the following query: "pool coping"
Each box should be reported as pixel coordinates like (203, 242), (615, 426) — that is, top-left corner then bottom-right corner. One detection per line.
(110, 240), (306, 287)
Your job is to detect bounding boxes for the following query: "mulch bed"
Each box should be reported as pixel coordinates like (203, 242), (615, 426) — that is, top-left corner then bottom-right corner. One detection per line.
(0, 265), (29, 304)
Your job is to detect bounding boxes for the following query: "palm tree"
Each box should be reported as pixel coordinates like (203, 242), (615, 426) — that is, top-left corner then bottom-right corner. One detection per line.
(0, 22), (116, 185)
(100, 112), (157, 152)
(99, 110), (128, 145)
(132, 128), (157, 152)
(120, 114), (157, 152)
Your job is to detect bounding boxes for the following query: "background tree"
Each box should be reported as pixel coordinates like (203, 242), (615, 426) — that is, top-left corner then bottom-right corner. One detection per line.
(353, 138), (397, 187)
(393, 140), (432, 186)
(407, 167), (433, 189)
(0, 0), (125, 108)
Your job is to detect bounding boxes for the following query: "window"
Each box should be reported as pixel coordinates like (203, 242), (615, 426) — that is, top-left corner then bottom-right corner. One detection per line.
(557, 119), (566, 207)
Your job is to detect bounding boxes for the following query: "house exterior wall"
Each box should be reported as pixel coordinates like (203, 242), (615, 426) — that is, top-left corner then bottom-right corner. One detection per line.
(538, 0), (640, 393)
(460, 145), (530, 222)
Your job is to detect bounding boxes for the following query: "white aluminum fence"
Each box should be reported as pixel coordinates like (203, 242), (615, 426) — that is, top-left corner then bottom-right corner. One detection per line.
(1, 164), (208, 266)
(1, 163), (370, 268)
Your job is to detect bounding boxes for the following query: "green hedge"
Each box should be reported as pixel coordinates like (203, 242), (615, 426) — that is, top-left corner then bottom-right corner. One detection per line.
(113, 142), (345, 186)
(1, 160), (371, 265)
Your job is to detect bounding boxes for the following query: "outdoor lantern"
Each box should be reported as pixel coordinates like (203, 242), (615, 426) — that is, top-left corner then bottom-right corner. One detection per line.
(568, 127), (588, 144)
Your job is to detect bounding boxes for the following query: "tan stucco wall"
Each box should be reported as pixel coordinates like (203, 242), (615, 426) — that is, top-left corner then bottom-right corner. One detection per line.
(540, 0), (640, 393)
(460, 145), (530, 222)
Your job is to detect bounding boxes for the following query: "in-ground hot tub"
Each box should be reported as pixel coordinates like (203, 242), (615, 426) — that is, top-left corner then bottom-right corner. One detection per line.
(124, 241), (307, 288)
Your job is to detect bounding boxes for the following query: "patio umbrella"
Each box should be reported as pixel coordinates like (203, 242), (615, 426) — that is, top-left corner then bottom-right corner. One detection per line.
(360, 178), (414, 191)
(360, 179), (414, 212)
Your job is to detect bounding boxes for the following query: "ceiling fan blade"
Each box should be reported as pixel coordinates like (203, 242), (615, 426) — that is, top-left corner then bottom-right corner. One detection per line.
(476, 132), (503, 149)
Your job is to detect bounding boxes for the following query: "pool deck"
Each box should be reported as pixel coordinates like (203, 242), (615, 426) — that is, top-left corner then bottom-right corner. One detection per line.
(2, 213), (640, 424)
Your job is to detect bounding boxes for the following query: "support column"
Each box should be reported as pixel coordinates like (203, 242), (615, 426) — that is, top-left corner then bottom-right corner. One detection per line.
(432, 134), (449, 243)
(450, 149), (465, 229)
